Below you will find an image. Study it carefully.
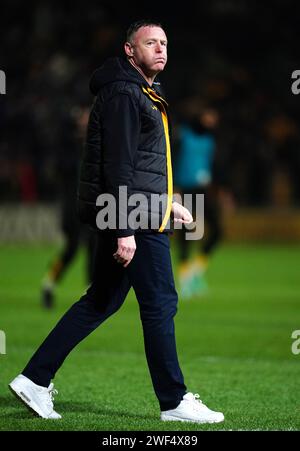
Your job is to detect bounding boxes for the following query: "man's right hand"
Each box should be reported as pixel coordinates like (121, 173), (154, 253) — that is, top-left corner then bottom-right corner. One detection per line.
(113, 235), (136, 268)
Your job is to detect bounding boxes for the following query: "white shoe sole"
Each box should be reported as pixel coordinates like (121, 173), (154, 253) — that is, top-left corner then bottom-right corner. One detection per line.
(9, 381), (61, 419)
(161, 414), (224, 424)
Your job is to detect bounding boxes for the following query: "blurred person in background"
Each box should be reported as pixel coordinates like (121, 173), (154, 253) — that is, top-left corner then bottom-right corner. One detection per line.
(174, 103), (234, 299)
(41, 105), (97, 308)
(9, 20), (224, 424)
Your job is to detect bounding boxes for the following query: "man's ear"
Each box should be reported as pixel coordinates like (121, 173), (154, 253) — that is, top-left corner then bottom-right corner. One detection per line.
(124, 42), (134, 57)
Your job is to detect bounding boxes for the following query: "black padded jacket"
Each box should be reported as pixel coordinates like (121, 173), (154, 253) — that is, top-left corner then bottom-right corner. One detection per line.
(78, 57), (173, 237)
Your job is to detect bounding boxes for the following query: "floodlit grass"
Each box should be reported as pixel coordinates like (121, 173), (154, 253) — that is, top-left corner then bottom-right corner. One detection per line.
(0, 241), (299, 431)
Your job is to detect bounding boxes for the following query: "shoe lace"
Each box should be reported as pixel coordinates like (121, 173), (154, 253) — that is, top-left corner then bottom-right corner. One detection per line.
(190, 393), (208, 411)
(44, 383), (58, 409)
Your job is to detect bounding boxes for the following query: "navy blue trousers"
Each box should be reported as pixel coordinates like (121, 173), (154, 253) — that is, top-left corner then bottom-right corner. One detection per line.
(23, 232), (187, 410)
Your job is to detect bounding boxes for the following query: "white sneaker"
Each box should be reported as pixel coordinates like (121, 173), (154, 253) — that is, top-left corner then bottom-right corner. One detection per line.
(161, 392), (224, 424)
(9, 374), (61, 419)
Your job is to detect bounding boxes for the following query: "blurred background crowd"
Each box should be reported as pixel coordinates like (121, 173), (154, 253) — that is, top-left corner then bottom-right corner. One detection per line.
(1, 0), (299, 208)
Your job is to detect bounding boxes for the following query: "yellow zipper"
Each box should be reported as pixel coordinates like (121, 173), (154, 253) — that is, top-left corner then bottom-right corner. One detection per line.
(142, 87), (173, 232)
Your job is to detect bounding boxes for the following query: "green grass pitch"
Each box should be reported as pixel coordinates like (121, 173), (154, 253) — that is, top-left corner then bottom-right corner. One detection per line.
(0, 241), (299, 431)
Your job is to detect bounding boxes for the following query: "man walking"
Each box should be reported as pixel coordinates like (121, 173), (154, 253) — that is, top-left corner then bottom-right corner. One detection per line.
(9, 20), (224, 424)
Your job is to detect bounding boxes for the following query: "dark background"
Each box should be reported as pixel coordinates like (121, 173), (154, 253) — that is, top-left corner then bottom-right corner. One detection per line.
(0, 0), (299, 207)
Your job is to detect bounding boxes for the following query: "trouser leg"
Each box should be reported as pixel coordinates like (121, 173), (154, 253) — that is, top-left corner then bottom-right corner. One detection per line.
(51, 197), (81, 283)
(23, 232), (130, 387)
(128, 233), (187, 411)
(178, 225), (190, 261)
(202, 194), (222, 255)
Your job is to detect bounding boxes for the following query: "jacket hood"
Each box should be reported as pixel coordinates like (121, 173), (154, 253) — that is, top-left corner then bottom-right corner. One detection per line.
(89, 56), (163, 96)
(89, 57), (146, 95)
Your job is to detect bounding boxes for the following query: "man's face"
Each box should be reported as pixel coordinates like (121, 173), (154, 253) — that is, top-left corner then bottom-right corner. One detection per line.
(126, 26), (168, 76)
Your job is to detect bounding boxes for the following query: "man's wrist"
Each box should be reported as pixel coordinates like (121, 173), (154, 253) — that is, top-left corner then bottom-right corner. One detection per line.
(172, 193), (182, 205)
(115, 229), (135, 238)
